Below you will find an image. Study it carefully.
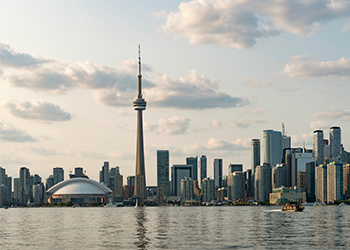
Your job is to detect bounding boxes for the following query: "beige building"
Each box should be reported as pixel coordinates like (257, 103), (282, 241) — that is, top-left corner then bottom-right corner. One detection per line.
(269, 187), (306, 204)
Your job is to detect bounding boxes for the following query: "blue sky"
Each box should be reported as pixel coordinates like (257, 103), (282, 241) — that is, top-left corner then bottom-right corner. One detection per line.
(1, 0), (350, 185)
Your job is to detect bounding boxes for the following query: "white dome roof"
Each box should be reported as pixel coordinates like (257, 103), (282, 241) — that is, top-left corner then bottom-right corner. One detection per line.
(47, 178), (112, 195)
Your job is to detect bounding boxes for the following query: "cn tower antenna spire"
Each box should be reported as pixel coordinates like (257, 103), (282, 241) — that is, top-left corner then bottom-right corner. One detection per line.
(137, 44), (142, 98)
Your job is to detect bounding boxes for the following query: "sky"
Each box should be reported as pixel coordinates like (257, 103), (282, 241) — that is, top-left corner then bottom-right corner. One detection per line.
(1, 0), (350, 186)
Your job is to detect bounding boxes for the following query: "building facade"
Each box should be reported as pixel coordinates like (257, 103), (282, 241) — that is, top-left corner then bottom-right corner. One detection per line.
(330, 126), (341, 162)
(327, 162), (343, 203)
(255, 163), (272, 202)
(157, 150), (170, 196)
(313, 130), (324, 166)
(263, 130), (282, 167)
(214, 159), (223, 188)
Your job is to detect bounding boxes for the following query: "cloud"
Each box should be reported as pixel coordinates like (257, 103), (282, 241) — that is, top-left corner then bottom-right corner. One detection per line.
(312, 109), (350, 121)
(160, 0), (350, 49)
(146, 116), (191, 135)
(291, 133), (312, 147)
(342, 23), (350, 33)
(283, 55), (350, 78)
(2, 44), (247, 110)
(310, 121), (329, 130)
(244, 78), (272, 87)
(228, 120), (265, 129)
(252, 108), (265, 114)
(0, 122), (37, 142)
(211, 120), (223, 129)
(0, 43), (50, 68)
(4, 100), (72, 122)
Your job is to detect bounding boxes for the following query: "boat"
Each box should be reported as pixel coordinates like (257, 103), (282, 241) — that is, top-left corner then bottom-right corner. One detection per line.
(282, 202), (304, 212)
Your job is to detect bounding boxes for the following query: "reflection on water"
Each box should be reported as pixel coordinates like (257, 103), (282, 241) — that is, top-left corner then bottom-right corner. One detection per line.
(134, 207), (149, 249)
(1, 206), (350, 249)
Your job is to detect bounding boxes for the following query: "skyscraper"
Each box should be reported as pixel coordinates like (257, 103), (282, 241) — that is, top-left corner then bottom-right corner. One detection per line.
(251, 139), (260, 175)
(263, 130), (282, 167)
(157, 150), (170, 196)
(315, 164), (327, 203)
(199, 155), (207, 184)
(343, 164), (350, 200)
(227, 172), (245, 201)
(133, 46), (147, 204)
(171, 164), (192, 196)
(19, 167), (30, 204)
(228, 164), (243, 174)
(202, 178), (216, 202)
(53, 167), (64, 185)
(180, 177), (194, 204)
(99, 162), (110, 187)
(330, 126), (341, 162)
(327, 162), (343, 203)
(186, 156), (198, 181)
(214, 159), (223, 188)
(255, 163), (272, 202)
(306, 162), (316, 202)
(313, 130), (324, 166)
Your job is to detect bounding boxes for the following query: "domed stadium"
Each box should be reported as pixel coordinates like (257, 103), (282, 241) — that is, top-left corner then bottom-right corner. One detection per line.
(47, 178), (112, 204)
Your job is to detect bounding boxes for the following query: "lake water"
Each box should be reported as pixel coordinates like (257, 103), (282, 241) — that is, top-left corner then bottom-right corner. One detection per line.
(1, 205), (349, 249)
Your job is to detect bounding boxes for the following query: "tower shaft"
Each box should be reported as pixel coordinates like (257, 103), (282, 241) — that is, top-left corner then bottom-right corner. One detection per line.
(133, 45), (147, 204)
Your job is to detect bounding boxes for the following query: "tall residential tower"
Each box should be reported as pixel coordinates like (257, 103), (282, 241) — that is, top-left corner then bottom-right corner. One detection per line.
(133, 46), (147, 204)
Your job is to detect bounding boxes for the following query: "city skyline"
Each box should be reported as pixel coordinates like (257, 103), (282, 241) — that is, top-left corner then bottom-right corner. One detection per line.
(1, 1), (350, 185)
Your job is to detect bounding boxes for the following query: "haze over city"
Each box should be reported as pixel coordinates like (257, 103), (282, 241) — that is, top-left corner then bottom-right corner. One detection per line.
(1, 0), (350, 185)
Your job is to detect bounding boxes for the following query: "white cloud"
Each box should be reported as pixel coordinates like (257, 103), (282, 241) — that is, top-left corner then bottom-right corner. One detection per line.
(146, 116), (191, 135)
(229, 120), (265, 129)
(211, 120), (223, 129)
(312, 109), (350, 121)
(160, 0), (350, 49)
(310, 121), (329, 130)
(1, 44), (247, 110)
(4, 100), (72, 122)
(291, 133), (312, 148)
(252, 108), (265, 114)
(283, 55), (350, 78)
(244, 78), (272, 87)
(0, 122), (37, 142)
(0, 43), (50, 68)
(342, 23), (350, 33)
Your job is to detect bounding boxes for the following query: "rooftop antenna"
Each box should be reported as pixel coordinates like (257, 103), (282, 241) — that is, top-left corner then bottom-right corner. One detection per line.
(282, 123), (286, 136)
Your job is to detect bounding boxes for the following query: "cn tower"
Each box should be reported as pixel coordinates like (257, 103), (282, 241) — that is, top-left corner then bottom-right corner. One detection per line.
(133, 45), (147, 204)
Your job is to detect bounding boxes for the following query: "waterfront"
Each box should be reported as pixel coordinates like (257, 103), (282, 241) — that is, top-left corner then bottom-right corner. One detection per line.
(1, 206), (350, 249)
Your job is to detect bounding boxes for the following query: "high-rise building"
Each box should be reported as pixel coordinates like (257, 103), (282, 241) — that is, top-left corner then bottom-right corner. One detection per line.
(186, 156), (198, 181)
(6, 176), (12, 203)
(315, 164), (327, 203)
(227, 172), (245, 201)
(199, 155), (207, 184)
(13, 178), (20, 203)
(264, 130), (282, 167)
(46, 175), (54, 190)
(330, 126), (341, 162)
(255, 163), (272, 202)
(313, 130), (324, 166)
(214, 159), (223, 188)
(127, 176), (135, 187)
(0, 185), (8, 205)
(53, 167), (64, 185)
(297, 171), (306, 192)
(202, 178), (216, 203)
(157, 150), (170, 196)
(251, 139), (260, 175)
(133, 46), (147, 204)
(115, 173), (123, 198)
(272, 164), (286, 189)
(327, 162), (343, 203)
(99, 162), (110, 187)
(229, 164), (243, 174)
(0, 167), (6, 186)
(19, 167), (30, 204)
(180, 177), (194, 204)
(306, 162), (316, 202)
(344, 164), (350, 199)
(109, 167), (119, 190)
(33, 184), (44, 204)
(171, 164), (192, 196)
